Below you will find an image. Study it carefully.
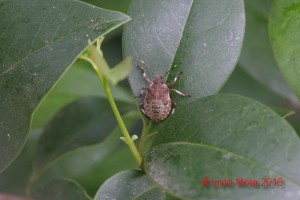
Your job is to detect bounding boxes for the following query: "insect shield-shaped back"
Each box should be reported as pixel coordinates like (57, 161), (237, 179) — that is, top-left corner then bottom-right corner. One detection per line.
(136, 60), (191, 122)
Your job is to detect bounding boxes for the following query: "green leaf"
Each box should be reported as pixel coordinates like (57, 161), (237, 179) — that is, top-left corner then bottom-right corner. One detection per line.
(123, 0), (245, 105)
(34, 97), (134, 172)
(85, 40), (132, 85)
(221, 65), (286, 106)
(269, 0), (300, 100)
(145, 94), (300, 199)
(32, 111), (140, 195)
(7, 111), (139, 196)
(81, 0), (131, 40)
(31, 60), (134, 129)
(110, 57), (132, 85)
(0, 0), (130, 173)
(0, 129), (40, 195)
(33, 178), (91, 200)
(94, 170), (165, 200)
(81, 0), (131, 14)
(87, 39), (112, 80)
(239, 0), (296, 101)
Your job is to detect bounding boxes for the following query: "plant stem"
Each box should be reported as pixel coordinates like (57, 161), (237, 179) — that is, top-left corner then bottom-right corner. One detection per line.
(138, 120), (152, 155)
(80, 39), (142, 167)
(102, 77), (142, 167)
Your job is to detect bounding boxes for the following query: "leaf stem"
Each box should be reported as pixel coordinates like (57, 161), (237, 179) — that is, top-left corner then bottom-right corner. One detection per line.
(138, 120), (154, 155)
(102, 77), (142, 167)
(80, 39), (142, 167)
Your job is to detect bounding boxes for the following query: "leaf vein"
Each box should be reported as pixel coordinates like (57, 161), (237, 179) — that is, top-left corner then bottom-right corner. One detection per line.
(133, 185), (158, 200)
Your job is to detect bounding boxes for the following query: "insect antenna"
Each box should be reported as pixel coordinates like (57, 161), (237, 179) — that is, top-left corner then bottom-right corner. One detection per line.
(136, 57), (152, 68)
(136, 57), (163, 80)
(163, 64), (179, 77)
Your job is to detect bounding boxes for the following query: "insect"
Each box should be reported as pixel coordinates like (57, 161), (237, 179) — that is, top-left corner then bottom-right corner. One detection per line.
(137, 59), (191, 122)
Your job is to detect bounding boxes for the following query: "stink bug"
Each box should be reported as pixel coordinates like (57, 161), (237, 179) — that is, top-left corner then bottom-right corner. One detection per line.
(136, 59), (191, 122)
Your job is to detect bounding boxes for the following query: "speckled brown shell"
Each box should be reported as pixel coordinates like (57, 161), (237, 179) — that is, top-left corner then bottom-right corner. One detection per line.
(143, 99), (172, 121)
(140, 77), (173, 122)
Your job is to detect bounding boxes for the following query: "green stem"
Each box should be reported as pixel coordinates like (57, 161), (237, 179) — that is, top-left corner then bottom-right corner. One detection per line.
(138, 120), (152, 155)
(102, 77), (142, 167)
(80, 40), (142, 167)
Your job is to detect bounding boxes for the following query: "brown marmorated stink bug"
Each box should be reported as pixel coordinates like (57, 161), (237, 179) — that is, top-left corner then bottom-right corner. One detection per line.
(136, 59), (191, 122)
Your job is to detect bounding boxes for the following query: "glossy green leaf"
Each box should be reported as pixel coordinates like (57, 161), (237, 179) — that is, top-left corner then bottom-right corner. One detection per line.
(34, 97), (134, 172)
(269, 0), (300, 100)
(33, 178), (91, 200)
(123, 0), (245, 105)
(81, 0), (131, 40)
(239, 0), (296, 101)
(94, 170), (165, 200)
(145, 94), (300, 199)
(0, 0), (130, 173)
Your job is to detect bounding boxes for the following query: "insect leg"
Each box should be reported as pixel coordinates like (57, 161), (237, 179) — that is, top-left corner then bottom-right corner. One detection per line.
(139, 103), (146, 115)
(135, 87), (148, 98)
(167, 71), (183, 86)
(137, 65), (152, 83)
(170, 100), (176, 115)
(170, 88), (191, 97)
